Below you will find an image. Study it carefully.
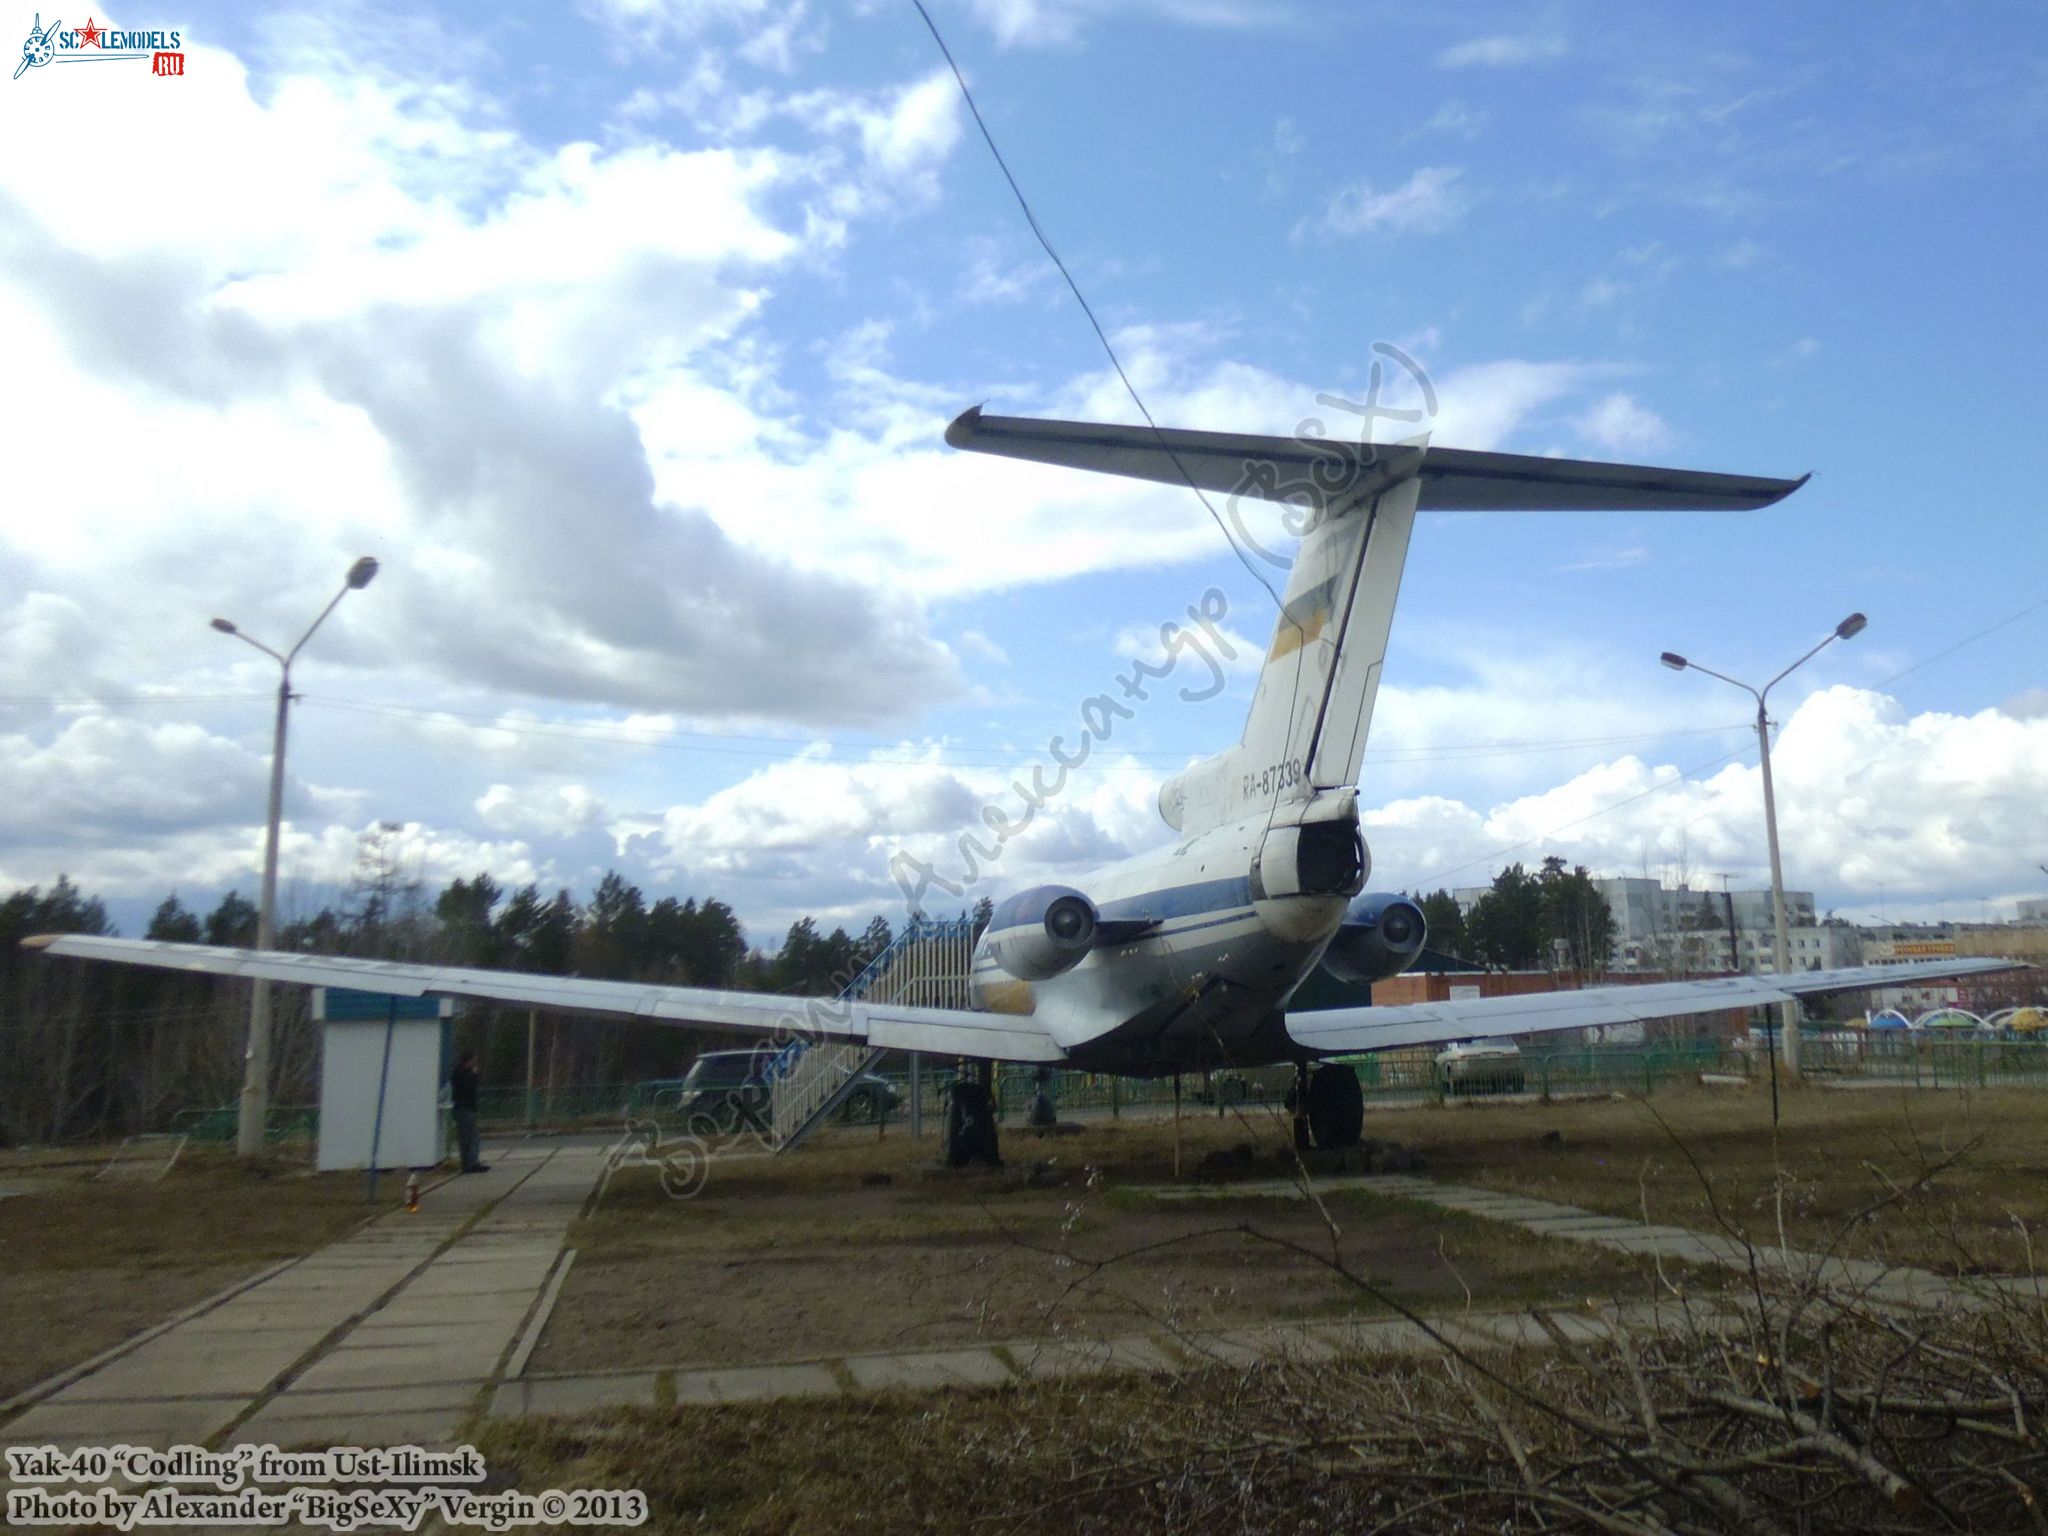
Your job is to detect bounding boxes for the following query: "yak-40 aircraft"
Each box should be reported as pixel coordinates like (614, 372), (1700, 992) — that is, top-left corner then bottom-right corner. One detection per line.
(26, 410), (2022, 1154)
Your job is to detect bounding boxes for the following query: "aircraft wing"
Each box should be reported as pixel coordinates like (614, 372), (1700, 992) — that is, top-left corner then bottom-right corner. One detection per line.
(946, 408), (1807, 513)
(21, 935), (1068, 1064)
(1285, 958), (2029, 1056)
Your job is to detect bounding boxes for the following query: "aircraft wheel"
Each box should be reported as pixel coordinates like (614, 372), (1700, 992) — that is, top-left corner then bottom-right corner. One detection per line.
(1306, 1065), (1364, 1149)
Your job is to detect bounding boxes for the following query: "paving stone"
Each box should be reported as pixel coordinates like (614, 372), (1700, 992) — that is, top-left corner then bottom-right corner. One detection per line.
(181, 1308), (360, 1336)
(1010, 1335), (1178, 1380)
(3, 1396), (247, 1448)
(289, 1342), (509, 1393)
(670, 1363), (842, 1405)
(358, 1297), (534, 1331)
(491, 1374), (662, 1417)
(235, 1408), (466, 1451)
(843, 1348), (1017, 1393)
(252, 1382), (483, 1420)
(54, 1334), (322, 1401)
(1453, 1311), (1611, 1348)
(1309, 1318), (1451, 1358)
(1183, 1326), (1338, 1368)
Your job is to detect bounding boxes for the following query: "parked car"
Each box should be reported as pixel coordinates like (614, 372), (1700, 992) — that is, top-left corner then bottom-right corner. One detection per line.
(676, 1049), (774, 1134)
(1435, 1038), (1525, 1095)
(837, 1072), (902, 1125)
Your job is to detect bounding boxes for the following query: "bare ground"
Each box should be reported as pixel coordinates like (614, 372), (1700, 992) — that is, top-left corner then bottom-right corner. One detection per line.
(529, 1114), (1665, 1373)
(0, 1146), (375, 1400)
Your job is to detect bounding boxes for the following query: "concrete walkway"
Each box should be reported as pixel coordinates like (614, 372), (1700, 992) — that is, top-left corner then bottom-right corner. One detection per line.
(1154, 1172), (1971, 1306)
(1, 1143), (607, 1451)
(485, 1170), (1981, 1425)
(488, 1295), (1720, 1422)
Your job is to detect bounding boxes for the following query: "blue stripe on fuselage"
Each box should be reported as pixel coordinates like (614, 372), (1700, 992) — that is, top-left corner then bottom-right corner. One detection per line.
(982, 875), (1255, 941)
(1097, 874), (1253, 924)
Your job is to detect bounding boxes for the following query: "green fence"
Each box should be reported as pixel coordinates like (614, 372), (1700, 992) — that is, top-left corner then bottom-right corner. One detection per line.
(170, 1036), (2048, 1146)
(168, 1105), (318, 1144)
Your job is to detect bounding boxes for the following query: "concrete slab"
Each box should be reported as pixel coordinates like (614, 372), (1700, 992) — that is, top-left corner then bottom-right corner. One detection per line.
(1517, 1219), (1657, 1239)
(670, 1363), (842, 1405)
(289, 1342), (509, 1392)
(55, 1335), (322, 1401)
(843, 1348), (1017, 1394)
(356, 1297), (534, 1331)
(1183, 1326), (1337, 1368)
(1309, 1318), (1451, 1359)
(1457, 1201), (1591, 1222)
(2, 1395), (247, 1448)
(1449, 1310), (1616, 1348)
(237, 1408), (467, 1451)
(399, 1264), (558, 1297)
(491, 1374), (661, 1417)
(1010, 1334), (1178, 1380)
(252, 1382), (482, 1419)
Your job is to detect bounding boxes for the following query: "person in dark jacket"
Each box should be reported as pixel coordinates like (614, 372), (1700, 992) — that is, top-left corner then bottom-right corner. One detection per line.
(450, 1051), (488, 1173)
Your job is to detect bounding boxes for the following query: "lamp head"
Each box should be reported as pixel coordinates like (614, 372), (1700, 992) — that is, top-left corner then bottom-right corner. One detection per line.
(210, 618), (238, 635)
(1835, 612), (1867, 640)
(1659, 652), (1688, 672)
(346, 556), (379, 591)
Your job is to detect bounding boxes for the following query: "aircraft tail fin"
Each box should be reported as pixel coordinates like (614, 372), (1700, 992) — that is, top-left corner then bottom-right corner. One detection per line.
(945, 409), (1805, 834)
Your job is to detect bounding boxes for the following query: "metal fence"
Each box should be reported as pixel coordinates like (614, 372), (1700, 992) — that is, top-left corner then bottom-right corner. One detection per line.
(167, 1035), (2048, 1146)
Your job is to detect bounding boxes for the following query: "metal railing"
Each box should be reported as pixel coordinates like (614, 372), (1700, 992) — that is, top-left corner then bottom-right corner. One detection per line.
(170, 1032), (2048, 1147)
(769, 918), (978, 1151)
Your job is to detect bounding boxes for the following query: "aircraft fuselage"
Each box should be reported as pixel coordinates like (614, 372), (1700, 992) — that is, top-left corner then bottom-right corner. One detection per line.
(970, 805), (1357, 1075)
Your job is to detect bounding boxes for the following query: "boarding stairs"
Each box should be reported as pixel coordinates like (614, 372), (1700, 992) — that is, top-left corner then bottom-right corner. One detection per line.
(769, 917), (976, 1152)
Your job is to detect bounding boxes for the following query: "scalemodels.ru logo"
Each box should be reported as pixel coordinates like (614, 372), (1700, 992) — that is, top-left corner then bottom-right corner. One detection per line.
(14, 13), (185, 79)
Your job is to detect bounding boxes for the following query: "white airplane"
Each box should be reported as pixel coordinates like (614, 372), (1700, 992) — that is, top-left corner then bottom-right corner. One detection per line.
(25, 410), (2022, 1154)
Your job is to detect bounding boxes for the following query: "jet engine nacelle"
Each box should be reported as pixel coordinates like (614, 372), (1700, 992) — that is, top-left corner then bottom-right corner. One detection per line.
(984, 885), (1099, 982)
(1319, 892), (1428, 985)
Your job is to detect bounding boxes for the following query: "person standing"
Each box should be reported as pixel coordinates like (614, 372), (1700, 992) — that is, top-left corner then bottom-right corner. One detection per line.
(450, 1050), (489, 1173)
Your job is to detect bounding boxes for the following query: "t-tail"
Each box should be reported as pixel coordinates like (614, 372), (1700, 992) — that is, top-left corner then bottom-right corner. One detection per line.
(945, 406), (1807, 853)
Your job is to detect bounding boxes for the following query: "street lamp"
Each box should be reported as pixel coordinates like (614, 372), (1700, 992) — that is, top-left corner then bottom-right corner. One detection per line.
(213, 556), (380, 1159)
(1659, 612), (1865, 1080)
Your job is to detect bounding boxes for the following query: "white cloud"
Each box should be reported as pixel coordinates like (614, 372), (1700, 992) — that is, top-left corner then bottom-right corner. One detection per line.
(1410, 101), (1488, 141)
(1372, 688), (2048, 917)
(1437, 33), (1567, 69)
(958, 630), (1011, 665)
(960, 0), (1284, 50)
(1573, 392), (1676, 454)
(1299, 166), (1473, 240)
(476, 783), (610, 838)
(1426, 360), (1619, 450)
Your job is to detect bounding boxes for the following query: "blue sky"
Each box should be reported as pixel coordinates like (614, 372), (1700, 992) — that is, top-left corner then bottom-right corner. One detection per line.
(1, 0), (2043, 943)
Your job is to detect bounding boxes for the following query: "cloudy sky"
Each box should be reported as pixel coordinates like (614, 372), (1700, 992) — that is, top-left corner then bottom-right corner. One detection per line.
(2, 0), (2044, 944)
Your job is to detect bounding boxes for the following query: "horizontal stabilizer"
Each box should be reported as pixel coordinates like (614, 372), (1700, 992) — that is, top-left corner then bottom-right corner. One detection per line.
(1286, 958), (2026, 1056)
(946, 408), (1807, 513)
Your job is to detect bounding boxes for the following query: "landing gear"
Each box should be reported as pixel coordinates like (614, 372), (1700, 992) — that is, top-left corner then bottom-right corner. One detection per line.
(1290, 1062), (1365, 1151)
(1027, 1067), (1058, 1129)
(942, 1060), (1003, 1168)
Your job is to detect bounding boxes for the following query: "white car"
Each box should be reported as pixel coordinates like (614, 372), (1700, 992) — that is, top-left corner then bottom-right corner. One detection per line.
(1435, 1038), (1525, 1094)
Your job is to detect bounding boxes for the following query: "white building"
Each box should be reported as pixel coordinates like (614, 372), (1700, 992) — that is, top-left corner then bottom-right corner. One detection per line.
(1447, 876), (1816, 975)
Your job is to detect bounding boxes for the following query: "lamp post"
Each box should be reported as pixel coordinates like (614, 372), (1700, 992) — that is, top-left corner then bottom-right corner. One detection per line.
(1660, 612), (1866, 1081)
(213, 556), (380, 1159)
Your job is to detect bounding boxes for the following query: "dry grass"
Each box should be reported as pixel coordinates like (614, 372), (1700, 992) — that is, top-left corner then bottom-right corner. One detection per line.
(1381, 1084), (2048, 1274)
(0, 1146), (373, 1399)
(532, 1114), (1676, 1374)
